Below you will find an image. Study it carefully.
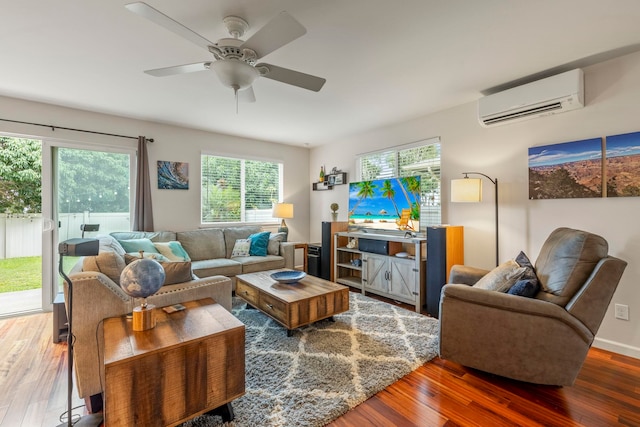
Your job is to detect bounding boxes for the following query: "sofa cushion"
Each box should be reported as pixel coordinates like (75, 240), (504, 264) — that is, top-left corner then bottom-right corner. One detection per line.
(177, 228), (226, 261)
(473, 260), (527, 293)
(535, 227), (608, 306)
(267, 232), (286, 256)
(191, 258), (243, 278)
(234, 255), (286, 274)
(83, 251), (126, 285)
(248, 231), (271, 256)
(111, 231), (176, 242)
(223, 226), (262, 258)
(154, 241), (191, 262)
(118, 238), (159, 254)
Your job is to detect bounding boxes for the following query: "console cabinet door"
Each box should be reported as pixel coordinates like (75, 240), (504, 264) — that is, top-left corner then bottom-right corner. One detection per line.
(388, 258), (416, 301)
(363, 254), (388, 293)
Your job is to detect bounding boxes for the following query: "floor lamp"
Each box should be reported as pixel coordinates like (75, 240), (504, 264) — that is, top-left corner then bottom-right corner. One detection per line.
(58, 238), (103, 427)
(451, 172), (499, 266)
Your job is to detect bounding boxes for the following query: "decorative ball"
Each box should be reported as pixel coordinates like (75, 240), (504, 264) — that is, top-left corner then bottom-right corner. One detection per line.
(119, 258), (165, 299)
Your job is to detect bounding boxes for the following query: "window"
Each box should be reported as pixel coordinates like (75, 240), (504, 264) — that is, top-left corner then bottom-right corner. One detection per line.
(201, 154), (282, 223)
(356, 137), (441, 227)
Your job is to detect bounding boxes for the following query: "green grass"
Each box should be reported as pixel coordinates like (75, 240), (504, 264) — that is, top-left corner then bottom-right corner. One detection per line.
(0, 256), (79, 293)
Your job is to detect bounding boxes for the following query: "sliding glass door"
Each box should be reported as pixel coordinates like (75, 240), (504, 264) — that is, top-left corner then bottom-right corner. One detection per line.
(0, 136), (43, 317)
(43, 141), (135, 310)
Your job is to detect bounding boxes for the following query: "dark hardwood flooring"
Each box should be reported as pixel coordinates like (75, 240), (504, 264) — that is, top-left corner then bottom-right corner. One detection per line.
(1, 301), (639, 427)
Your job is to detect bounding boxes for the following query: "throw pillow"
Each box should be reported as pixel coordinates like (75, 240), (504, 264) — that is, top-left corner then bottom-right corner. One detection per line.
(154, 241), (191, 262)
(473, 260), (527, 292)
(97, 235), (126, 256)
(83, 251), (126, 285)
(160, 261), (193, 285)
(508, 279), (541, 298)
(515, 251), (538, 282)
(248, 231), (271, 256)
(267, 232), (286, 256)
(118, 238), (159, 254)
(124, 252), (170, 264)
(231, 239), (251, 257)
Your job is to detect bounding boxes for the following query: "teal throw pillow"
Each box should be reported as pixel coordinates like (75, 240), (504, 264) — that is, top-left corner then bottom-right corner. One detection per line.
(118, 238), (159, 254)
(248, 231), (271, 256)
(154, 241), (191, 262)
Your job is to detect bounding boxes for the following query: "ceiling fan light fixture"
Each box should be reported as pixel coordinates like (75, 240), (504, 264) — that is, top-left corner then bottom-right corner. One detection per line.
(211, 59), (259, 90)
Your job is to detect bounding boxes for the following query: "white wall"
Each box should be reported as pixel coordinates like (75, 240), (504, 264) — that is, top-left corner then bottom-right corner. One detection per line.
(310, 51), (640, 358)
(0, 96), (310, 243)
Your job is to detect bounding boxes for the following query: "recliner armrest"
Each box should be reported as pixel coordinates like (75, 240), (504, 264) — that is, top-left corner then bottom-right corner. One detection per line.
(441, 284), (592, 341)
(448, 265), (490, 285)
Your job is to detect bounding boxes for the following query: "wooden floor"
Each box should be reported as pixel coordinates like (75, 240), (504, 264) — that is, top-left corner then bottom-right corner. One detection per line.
(1, 310), (639, 427)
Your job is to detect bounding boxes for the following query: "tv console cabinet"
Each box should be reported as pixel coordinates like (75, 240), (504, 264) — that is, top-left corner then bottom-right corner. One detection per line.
(334, 231), (427, 312)
(334, 227), (463, 314)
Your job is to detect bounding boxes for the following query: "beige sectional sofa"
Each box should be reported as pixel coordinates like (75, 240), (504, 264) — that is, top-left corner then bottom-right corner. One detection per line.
(65, 225), (294, 403)
(110, 225), (295, 288)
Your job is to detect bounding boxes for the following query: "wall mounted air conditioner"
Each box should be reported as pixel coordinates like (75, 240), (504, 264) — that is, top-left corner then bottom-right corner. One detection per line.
(478, 68), (584, 126)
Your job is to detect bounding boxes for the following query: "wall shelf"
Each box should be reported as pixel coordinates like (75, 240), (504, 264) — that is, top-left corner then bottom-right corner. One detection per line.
(312, 172), (347, 190)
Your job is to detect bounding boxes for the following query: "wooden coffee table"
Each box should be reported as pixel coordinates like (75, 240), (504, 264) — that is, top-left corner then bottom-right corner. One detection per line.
(102, 298), (245, 427)
(236, 269), (349, 336)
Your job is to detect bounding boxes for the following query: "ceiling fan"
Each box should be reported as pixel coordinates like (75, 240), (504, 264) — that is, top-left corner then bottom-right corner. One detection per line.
(125, 2), (326, 104)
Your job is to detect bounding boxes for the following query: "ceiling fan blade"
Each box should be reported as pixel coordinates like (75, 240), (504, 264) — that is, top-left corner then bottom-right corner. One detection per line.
(125, 2), (214, 50)
(241, 11), (306, 59)
(238, 86), (256, 103)
(144, 62), (212, 77)
(257, 63), (326, 92)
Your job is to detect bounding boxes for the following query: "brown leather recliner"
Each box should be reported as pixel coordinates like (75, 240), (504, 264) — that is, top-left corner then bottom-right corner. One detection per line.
(439, 227), (627, 386)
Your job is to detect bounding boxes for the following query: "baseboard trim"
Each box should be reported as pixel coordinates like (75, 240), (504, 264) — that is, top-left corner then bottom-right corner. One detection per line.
(593, 337), (640, 359)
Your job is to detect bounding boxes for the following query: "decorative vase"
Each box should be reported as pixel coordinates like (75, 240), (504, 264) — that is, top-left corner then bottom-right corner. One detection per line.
(331, 212), (338, 221)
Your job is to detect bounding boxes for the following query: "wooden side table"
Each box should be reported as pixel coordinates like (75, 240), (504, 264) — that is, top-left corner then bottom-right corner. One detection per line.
(293, 242), (308, 272)
(102, 298), (245, 427)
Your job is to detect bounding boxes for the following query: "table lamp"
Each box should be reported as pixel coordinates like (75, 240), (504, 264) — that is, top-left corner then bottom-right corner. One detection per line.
(272, 203), (294, 241)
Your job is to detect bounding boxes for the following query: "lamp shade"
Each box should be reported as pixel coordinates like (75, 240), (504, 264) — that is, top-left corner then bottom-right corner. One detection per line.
(272, 203), (294, 219)
(451, 178), (482, 202)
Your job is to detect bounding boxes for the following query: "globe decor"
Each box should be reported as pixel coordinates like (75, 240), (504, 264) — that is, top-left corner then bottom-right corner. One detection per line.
(120, 258), (166, 331)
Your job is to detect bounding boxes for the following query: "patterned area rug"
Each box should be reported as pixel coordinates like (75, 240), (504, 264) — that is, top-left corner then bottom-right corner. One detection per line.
(183, 292), (440, 427)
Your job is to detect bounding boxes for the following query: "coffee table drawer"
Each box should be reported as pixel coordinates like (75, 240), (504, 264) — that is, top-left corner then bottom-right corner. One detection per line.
(259, 293), (287, 324)
(237, 281), (259, 306)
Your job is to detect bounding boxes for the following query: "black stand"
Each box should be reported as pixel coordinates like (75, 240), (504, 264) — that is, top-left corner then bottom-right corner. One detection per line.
(205, 403), (235, 422)
(57, 240), (103, 427)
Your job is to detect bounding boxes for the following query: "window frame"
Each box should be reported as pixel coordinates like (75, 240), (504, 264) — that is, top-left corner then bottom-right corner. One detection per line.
(200, 151), (284, 226)
(355, 137), (442, 229)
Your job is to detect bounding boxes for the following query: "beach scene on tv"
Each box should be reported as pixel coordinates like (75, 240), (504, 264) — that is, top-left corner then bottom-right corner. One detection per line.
(348, 176), (421, 232)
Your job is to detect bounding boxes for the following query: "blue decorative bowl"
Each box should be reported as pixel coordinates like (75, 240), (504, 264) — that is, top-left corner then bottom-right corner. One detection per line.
(270, 270), (307, 284)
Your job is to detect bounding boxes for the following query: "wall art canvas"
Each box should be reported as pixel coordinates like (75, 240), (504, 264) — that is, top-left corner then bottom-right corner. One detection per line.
(157, 161), (189, 190)
(605, 131), (640, 197)
(528, 138), (603, 199)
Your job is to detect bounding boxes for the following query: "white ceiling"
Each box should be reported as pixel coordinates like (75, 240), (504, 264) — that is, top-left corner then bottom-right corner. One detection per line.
(2, 0), (640, 147)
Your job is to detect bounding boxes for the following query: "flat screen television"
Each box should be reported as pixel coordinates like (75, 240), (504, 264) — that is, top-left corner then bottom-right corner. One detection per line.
(348, 176), (421, 233)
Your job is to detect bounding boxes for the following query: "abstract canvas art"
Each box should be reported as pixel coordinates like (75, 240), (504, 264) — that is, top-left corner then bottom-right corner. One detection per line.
(157, 161), (189, 190)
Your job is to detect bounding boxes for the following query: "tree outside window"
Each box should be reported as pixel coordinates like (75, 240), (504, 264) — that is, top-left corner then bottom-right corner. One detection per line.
(201, 154), (282, 223)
